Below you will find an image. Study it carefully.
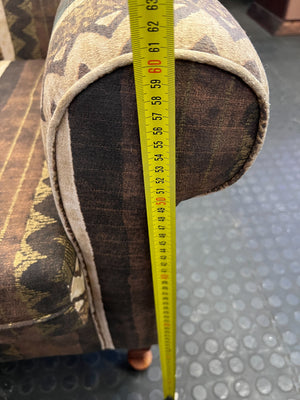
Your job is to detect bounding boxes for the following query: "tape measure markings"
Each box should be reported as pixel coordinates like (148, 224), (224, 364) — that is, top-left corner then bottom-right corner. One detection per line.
(128, 1), (176, 399)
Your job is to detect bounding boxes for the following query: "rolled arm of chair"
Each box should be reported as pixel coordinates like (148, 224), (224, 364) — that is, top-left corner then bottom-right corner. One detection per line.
(41, 0), (269, 350)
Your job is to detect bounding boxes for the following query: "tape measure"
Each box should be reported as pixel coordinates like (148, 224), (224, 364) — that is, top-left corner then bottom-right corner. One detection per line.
(128, 0), (176, 398)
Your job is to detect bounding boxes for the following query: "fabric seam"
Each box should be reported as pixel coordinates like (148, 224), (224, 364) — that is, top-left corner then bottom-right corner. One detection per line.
(0, 304), (74, 331)
(46, 49), (269, 349)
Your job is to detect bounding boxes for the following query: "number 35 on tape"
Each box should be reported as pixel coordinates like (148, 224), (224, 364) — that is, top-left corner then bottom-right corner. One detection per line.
(128, 1), (176, 399)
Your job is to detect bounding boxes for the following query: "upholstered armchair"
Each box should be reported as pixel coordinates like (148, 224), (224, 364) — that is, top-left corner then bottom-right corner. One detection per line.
(0, 0), (269, 368)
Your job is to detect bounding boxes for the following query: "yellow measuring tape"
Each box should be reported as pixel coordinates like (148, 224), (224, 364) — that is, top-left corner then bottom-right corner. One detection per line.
(128, 0), (176, 398)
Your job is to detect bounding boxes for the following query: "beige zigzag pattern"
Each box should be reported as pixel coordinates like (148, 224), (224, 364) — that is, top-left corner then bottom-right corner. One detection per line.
(14, 162), (57, 313)
(14, 161), (87, 324)
(3, 0), (40, 58)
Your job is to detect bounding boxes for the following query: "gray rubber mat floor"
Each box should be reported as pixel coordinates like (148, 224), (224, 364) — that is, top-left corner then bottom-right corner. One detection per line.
(1, 0), (300, 399)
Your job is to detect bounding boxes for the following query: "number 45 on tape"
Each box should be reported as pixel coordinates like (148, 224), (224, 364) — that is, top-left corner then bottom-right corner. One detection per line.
(128, 0), (176, 399)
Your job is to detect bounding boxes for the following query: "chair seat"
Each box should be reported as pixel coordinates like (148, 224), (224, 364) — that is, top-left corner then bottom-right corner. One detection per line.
(0, 60), (100, 361)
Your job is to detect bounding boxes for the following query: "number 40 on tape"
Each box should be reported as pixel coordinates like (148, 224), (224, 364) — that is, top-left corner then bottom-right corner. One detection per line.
(128, 0), (177, 399)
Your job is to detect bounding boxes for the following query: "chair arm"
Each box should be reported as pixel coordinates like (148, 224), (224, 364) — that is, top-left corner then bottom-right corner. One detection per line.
(41, 0), (269, 350)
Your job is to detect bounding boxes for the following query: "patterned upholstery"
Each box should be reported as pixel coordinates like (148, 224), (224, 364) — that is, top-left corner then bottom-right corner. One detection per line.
(0, 0), (59, 59)
(0, 0), (269, 360)
(41, 0), (269, 349)
(0, 60), (100, 361)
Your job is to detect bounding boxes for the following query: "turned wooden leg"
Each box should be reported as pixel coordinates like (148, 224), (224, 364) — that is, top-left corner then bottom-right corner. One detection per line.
(127, 348), (153, 371)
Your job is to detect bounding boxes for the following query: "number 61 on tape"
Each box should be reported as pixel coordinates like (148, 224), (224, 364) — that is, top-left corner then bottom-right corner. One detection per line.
(128, 0), (176, 399)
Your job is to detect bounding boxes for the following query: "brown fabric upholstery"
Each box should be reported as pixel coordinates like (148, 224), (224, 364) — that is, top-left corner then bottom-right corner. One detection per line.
(41, 0), (269, 349)
(0, 60), (100, 361)
(67, 61), (260, 348)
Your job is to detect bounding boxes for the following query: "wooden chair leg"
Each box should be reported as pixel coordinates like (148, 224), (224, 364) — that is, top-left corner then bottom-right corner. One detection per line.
(127, 348), (153, 371)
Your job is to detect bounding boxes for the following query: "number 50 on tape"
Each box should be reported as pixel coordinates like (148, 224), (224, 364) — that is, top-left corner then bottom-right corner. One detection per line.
(128, 0), (176, 399)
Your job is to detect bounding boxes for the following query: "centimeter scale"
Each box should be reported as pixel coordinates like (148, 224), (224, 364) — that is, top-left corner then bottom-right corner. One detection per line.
(128, 0), (176, 399)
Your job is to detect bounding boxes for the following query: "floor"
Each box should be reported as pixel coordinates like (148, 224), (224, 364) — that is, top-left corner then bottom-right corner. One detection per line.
(1, 1), (300, 399)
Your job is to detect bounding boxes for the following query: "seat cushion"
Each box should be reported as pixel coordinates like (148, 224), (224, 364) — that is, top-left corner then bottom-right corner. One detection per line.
(41, 0), (269, 349)
(0, 60), (100, 361)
